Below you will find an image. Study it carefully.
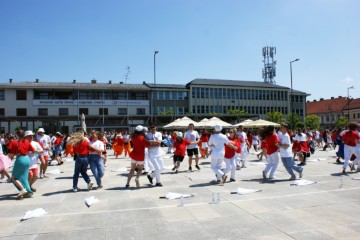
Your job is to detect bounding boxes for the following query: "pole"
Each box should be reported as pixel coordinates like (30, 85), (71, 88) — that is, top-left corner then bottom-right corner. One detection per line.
(347, 86), (354, 123)
(290, 59), (299, 130)
(153, 50), (159, 123)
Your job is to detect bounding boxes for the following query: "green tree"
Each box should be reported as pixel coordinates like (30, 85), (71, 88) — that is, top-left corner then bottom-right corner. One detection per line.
(266, 111), (285, 123)
(336, 116), (348, 129)
(296, 122), (305, 129)
(228, 109), (248, 122)
(286, 113), (301, 130)
(305, 114), (320, 130)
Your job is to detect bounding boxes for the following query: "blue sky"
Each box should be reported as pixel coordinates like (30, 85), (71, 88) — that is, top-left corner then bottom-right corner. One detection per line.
(0, 0), (359, 101)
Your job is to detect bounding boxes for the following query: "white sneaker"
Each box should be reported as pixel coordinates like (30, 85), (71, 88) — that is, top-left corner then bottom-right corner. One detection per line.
(39, 174), (44, 179)
(87, 182), (93, 190)
(17, 189), (28, 199)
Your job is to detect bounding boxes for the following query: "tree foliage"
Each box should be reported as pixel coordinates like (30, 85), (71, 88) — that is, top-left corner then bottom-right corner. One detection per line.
(305, 114), (320, 130)
(336, 116), (348, 129)
(266, 111), (285, 123)
(286, 113), (301, 130)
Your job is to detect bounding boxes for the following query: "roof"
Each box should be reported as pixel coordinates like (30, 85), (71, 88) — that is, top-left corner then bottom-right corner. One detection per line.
(187, 78), (308, 95)
(0, 81), (149, 90)
(143, 83), (187, 89)
(306, 97), (360, 114)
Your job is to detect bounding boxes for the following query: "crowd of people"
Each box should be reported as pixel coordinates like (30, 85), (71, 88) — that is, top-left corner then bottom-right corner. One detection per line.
(0, 121), (359, 200)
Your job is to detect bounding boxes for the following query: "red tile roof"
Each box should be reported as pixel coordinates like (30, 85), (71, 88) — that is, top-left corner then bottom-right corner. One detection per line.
(306, 97), (357, 114)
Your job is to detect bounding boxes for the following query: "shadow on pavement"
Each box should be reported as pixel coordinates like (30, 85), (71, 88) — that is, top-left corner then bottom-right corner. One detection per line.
(42, 189), (74, 196)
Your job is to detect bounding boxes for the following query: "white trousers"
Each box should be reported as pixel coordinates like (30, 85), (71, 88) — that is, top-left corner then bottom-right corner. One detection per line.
(211, 157), (225, 180)
(223, 155), (236, 179)
(264, 152), (280, 178)
(343, 145), (357, 169)
(149, 156), (164, 183)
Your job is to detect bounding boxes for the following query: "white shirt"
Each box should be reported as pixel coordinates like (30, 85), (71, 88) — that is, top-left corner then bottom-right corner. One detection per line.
(278, 132), (292, 157)
(294, 133), (307, 142)
(208, 133), (229, 159)
(89, 140), (104, 155)
(237, 131), (247, 149)
(184, 130), (199, 149)
(37, 134), (51, 157)
(146, 131), (163, 158)
(29, 141), (43, 169)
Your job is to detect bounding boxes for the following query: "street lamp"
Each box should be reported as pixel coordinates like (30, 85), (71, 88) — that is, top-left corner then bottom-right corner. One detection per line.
(347, 86), (354, 123)
(290, 58), (300, 130)
(152, 50), (159, 123)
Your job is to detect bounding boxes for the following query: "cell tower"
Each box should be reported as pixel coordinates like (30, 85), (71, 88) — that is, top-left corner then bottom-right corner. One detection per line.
(262, 46), (277, 84)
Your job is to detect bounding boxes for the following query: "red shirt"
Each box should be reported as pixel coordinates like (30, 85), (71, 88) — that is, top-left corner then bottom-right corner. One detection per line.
(224, 139), (239, 158)
(265, 134), (279, 155)
(73, 141), (90, 155)
(54, 137), (63, 146)
(8, 139), (18, 154)
(9, 139), (34, 156)
(173, 139), (190, 156)
(342, 130), (360, 147)
(200, 134), (209, 143)
(129, 135), (148, 161)
(115, 137), (124, 145)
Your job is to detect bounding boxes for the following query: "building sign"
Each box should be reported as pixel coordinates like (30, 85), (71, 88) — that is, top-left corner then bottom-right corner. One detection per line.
(33, 100), (149, 106)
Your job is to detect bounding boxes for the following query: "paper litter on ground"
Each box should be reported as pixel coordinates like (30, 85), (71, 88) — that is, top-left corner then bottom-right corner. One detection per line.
(83, 196), (99, 207)
(160, 192), (193, 200)
(232, 187), (262, 195)
(352, 177), (360, 180)
(290, 179), (317, 186)
(21, 208), (47, 221)
(46, 169), (62, 175)
(110, 168), (129, 172)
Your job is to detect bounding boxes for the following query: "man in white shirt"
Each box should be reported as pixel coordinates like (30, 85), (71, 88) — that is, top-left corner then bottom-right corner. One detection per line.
(26, 130), (43, 193)
(146, 123), (164, 187)
(277, 123), (303, 180)
(184, 123), (200, 171)
(36, 128), (51, 179)
(237, 126), (249, 169)
(208, 124), (237, 184)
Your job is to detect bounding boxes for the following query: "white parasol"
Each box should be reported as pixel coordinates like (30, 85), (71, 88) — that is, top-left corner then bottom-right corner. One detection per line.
(163, 116), (197, 129)
(195, 117), (233, 129)
(233, 119), (254, 127)
(242, 119), (280, 128)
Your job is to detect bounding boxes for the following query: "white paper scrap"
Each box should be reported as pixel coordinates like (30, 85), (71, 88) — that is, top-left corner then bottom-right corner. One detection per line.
(110, 168), (129, 172)
(21, 208), (47, 221)
(46, 169), (62, 175)
(161, 192), (193, 200)
(290, 179), (317, 186)
(233, 187), (261, 195)
(83, 196), (99, 207)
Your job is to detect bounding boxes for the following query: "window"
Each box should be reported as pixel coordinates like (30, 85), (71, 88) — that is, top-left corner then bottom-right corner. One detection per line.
(99, 108), (108, 115)
(113, 92), (127, 100)
(164, 91), (170, 100)
(172, 91), (177, 100)
(0, 90), (4, 100)
(59, 108), (69, 116)
(158, 91), (164, 100)
(79, 91), (92, 100)
(17, 108), (27, 116)
(130, 92), (147, 100)
(16, 90), (27, 100)
(79, 108), (88, 115)
(118, 108), (127, 115)
(38, 108), (48, 116)
(136, 108), (145, 115)
(0, 108), (4, 116)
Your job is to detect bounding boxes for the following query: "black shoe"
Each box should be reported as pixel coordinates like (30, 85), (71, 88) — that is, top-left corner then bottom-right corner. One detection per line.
(195, 165), (200, 170)
(229, 178), (236, 182)
(172, 166), (176, 171)
(155, 183), (163, 187)
(125, 184), (130, 188)
(147, 174), (153, 184)
(188, 166), (192, 172)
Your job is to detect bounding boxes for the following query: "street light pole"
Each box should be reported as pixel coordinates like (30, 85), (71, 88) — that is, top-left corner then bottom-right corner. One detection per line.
(347, 86), (354, 123)
(152, 50), (159, 123)
(290, 58), (299, 130)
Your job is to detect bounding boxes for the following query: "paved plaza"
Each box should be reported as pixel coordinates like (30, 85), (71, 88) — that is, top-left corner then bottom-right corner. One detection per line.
(1, 147), (360, 240)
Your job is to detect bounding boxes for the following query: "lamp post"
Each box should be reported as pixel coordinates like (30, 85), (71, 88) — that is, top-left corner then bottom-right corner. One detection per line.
(347, 86), (354, 123)
(290, 58), (300, 130)
(152, 50), (159, 123)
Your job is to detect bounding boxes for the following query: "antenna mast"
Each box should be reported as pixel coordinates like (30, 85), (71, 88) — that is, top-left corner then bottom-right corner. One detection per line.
(262, 46), (277, 84)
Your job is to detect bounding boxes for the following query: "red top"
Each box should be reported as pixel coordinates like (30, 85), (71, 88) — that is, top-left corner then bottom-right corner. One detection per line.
(115, 137), (124, 145)
(224, 139), (239, 158)
(73, 141), (90, 155)
(342, 130), (360, 147)
(173, 139), (190, 156)
(129, 135), (148, 161)
(200, 134), (209, 142)
(265, 134), (279, 155)
(9, 139), (34, 156)
(102, 138), (107, 153)
(54, 137), (63, 146)
(7, 139), (18, 154)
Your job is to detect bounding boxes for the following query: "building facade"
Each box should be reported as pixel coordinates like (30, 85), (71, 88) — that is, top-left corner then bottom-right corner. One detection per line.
(0, 78), (308, 133)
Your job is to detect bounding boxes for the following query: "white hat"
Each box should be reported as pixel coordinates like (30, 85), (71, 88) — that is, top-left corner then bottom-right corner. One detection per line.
(177, 132), (183, 138)
(37, 128), (45, 133)
(136, 125), (143, 132)
(214, 124), (222, 132)
(25, 130), (35, 137)
(143, 127), (148, 132)
(56, 132), (61, 135)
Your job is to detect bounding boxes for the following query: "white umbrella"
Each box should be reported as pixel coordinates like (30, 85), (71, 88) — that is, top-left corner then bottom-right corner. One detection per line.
(242, 119), (280, 128)
(163, 116), (197, 129)
(195, 117), (233, 129)
(81, 113), (87, 132)
(233, 119), (254, 127)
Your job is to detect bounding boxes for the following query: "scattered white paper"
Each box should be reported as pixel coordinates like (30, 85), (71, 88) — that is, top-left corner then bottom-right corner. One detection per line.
(234, 187), (261, 195)
(83, 196), (99, 207)
(317, 158), (326, 161)
(46, 169), (62, 175)
(21, 208), (47, 221)
(110, 168), (129, 172)
(290, 179), (317, 186)
(162, 192), (192, 200)
(352, 177), (360, 180)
